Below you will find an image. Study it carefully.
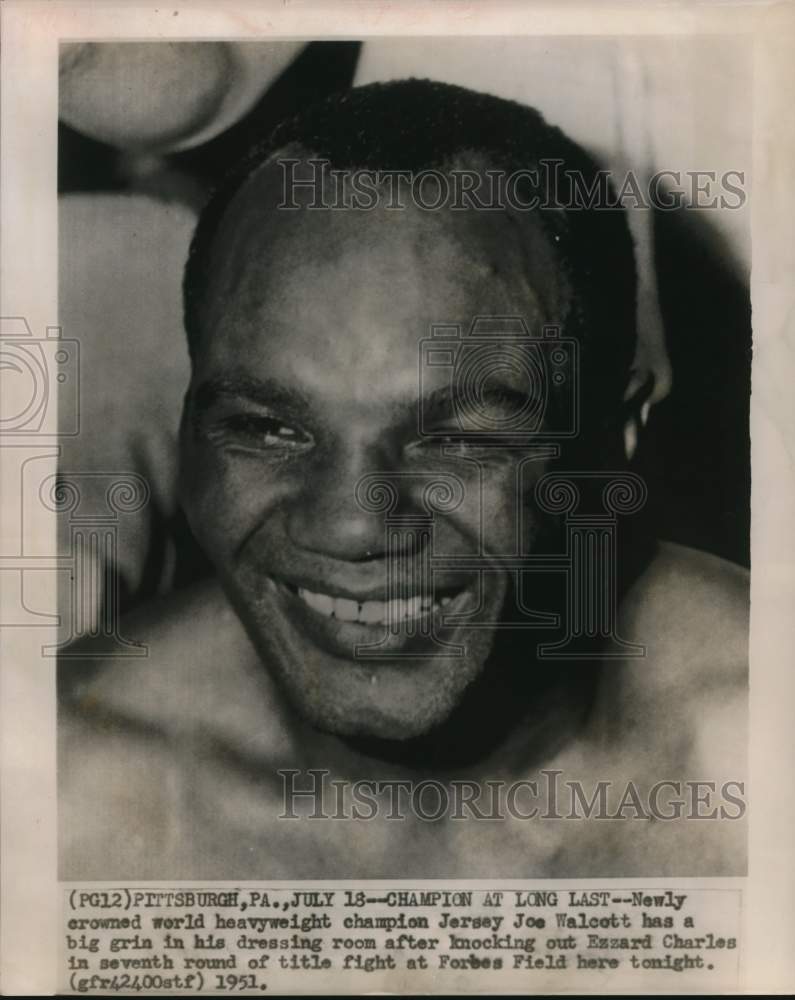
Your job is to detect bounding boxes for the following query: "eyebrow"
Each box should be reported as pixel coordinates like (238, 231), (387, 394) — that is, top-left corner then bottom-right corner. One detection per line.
(190, 375), (538, 428)
(190, 375), (311, 419)
(421, 383), (539, 419)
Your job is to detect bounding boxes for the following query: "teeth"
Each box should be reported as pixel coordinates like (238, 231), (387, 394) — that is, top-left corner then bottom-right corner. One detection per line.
(405, 596), (422, 619)
(300, 590), (334, 617)
(296, 588), (452, 625)
(359, 601), (383, 624)
(334, 597), (359, 622)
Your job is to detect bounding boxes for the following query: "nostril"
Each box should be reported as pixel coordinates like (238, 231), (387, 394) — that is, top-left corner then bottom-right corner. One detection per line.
(285, 498), (386, 561)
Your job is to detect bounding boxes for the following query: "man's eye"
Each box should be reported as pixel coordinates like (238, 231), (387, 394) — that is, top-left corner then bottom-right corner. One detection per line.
(436, 434), (476, 454)
(408, 430), (529, 461)
(409, 432), (478, 455)
(219, 414), (312, 451)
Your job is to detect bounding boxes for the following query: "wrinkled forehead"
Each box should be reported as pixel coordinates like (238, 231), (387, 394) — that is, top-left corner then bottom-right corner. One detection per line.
(197, 155), (571, 365)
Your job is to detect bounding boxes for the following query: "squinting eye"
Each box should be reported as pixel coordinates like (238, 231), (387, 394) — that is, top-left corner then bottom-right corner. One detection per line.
(221, 413), (313, 452)
(437, 435), (476, 454)
(407, 431), (528, 461)
(408, 433), (478, 456)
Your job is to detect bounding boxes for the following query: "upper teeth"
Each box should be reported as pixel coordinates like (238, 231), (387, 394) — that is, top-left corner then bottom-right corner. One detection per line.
(297, 589), (449, 625)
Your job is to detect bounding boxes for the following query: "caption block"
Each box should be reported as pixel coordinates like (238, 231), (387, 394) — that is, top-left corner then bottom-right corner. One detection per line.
(63, 884), (741, 993)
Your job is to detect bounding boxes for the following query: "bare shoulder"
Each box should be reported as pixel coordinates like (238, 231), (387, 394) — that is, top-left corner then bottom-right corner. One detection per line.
(59, 577), (269, 735)
(58, 578), (293, 878)
(591, 541), (749, 788)
(577, 542), (750, 874)
(618, 540), (749, 696)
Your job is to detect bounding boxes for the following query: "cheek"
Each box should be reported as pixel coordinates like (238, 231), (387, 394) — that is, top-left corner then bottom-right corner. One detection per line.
(179, 441), (292, 561)
(447, 459), (549, 554)
(481, 480), (526, 552)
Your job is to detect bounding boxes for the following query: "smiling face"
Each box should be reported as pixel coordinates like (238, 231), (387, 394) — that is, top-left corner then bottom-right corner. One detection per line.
(179, 160), (570, 741)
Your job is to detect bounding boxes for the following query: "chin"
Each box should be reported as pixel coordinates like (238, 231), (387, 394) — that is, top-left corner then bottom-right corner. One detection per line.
(225, 570), (505, 744)
(264, 637), (497, 743)
(208, 564), (507, 744)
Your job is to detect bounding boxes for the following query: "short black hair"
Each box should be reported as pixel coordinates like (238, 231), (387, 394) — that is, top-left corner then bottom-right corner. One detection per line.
(183, 78), (637, 416)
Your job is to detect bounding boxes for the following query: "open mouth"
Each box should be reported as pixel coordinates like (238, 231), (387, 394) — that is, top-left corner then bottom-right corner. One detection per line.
(284, 584), (457, 627)
(268, 575), (484, 661)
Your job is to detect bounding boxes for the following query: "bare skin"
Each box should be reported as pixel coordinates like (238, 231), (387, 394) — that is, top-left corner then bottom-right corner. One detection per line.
(59, 162), (748, 879)
(58, 540), (747, 880)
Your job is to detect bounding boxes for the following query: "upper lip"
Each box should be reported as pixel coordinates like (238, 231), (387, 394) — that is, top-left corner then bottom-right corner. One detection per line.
(272, 570), (471, 603)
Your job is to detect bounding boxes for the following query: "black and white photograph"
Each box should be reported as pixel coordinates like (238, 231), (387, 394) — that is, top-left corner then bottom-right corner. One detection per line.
(54, 32), (754, 879)
(1, 2), (793, 995)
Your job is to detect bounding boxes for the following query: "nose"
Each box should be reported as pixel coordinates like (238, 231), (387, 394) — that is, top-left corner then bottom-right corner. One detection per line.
(286, 446), (398, 562)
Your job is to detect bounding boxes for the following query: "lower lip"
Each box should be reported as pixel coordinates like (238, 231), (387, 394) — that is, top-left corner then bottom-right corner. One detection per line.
(270, 580), (473, 660)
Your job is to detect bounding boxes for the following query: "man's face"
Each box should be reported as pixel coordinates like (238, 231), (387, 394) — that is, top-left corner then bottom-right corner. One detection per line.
(180, 162), (566, 741)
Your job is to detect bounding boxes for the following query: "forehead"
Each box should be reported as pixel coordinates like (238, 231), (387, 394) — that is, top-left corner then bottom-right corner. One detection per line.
(196, 160), (568, 396)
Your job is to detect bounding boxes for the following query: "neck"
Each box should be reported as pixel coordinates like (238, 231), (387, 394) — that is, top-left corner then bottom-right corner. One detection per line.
(335, 640), (598, 778)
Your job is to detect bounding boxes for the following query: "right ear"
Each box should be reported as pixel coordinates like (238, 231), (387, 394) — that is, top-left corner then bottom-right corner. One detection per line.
(622, 373), (655, 462)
